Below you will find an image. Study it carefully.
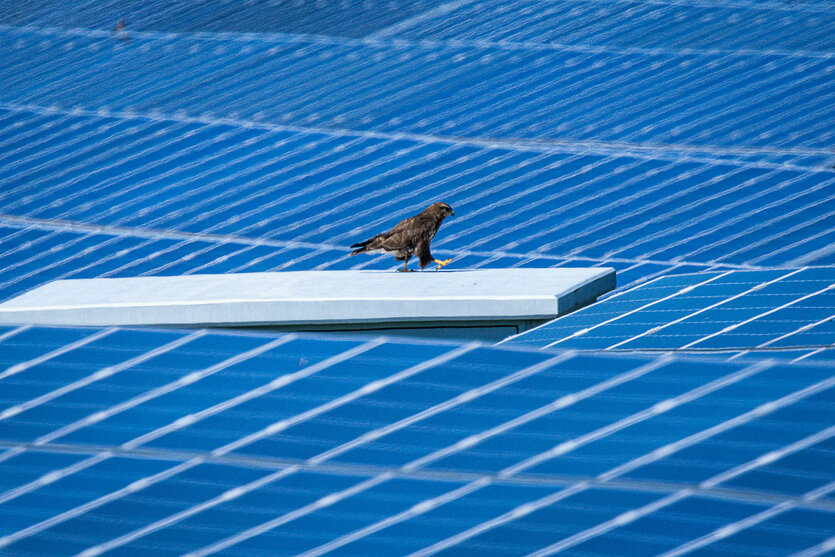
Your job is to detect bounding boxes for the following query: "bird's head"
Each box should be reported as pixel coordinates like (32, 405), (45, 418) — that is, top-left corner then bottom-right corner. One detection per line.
(427, 202), (455, 219)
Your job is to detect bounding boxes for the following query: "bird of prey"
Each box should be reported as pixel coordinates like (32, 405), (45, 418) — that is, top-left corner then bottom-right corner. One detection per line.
(113, 19), (130, 41)
(350, 202), (455, 272)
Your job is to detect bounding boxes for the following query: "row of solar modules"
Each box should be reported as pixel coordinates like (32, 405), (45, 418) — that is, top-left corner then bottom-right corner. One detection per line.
(0, 325), (833, 556)
(0, 218), (713, 304)
(2, 0), (834, 53)
(1, 27), (834, 157)
(381, 0), (835, 53)
(1, 106), (833, 270)
(0, 0), (448, 39)
(508, 268), (835, 358)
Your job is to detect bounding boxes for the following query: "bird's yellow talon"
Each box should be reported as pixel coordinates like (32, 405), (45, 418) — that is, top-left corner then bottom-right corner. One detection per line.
(434, 258), (452, 270)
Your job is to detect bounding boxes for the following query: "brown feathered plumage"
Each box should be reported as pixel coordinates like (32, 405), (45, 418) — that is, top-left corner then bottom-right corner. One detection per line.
(350, 202), (455, 271)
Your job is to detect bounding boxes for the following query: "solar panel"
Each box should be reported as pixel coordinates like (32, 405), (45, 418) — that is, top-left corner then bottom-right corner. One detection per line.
(2, 1), (834, 555)
(0, 0), (448, 37)
(507, 268), (835, 354)
(2, 105), (833, 268)
(0, 326), (832, 556)
(2, 218), (715, 305)
(2, 26), (834, 160)
(385, 0), (835, 53)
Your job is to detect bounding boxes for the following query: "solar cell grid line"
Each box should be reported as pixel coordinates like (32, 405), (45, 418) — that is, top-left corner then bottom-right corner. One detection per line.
(329, 47), (535, 129)
(0, 333), (305, 507)
(517, 53), (746, 143)
(102, 131), (310, 227)
(0, 112), (93, 179)
(190, 141), (434, 238)
(573, 164), (800, 259)
(84, 43), (273, 116)
(0, 233), (164, 292)
(402, 367), (835, 557)
(465, 161), (739, 258)
(666, 180), (835, 265)
(193, 43), (350, 119)
(535, 271), (734, 349)
(659, 481), (835, 557)
(124, 41), (294, 109)
(748, 310), (835, 352)
(194, 138), (438, 238)
(365, 49), (548, 135)
(793, 536), (835, 557)
(398, 50), (610, 137)
(524, 425), (835, 557)
(729, 85), (835, 151)
(39, 133), (259, 226)
(683, 56), (835, 144)
(0, 225), (54, 262)
(3, 111), (167, 191)
(619, 176), (835, 265)
(0, 325), (31, 345)
(1, 341), (478, 553)
(183, 243), (262, 275)
(679, 280), (835, 350)
(606, 268), (807, 350)
(0, 233), (163, 301)
(0, 36), (108, 99)
(438, 154), (640, 249)
(285, 148), (526, 244)
(234, 46), (442, 125)
(0, 115), (123, 189)
(501, 161), (738, 257)
(92, 128), (310, 226)
(712, 205), (835, 266)
(0, 231), (106, 288)
(26, 37), (197, 107)
(144, 133), (374, 231)
(602, 166), (822, 260)
(241, 355), (766, 557)
(0, 327), (117, 382)
(747, 215), (835, 267)
(451, 53), (653, 140)
(603, 55), (798, 146)
(29, 334), (306, 450)
(45, 126), (258, 222)
(71, 344), (562, 555)
(478, 52), (709, 140)
(0, 330), (205, 422)
(2, 120), (199, 215)
(167, 354), (675, 557)
(165, 43), (347, 122)
(652, 58), (834, 150)
(398, 149), (586, 238)
(0, 118), (170, 200)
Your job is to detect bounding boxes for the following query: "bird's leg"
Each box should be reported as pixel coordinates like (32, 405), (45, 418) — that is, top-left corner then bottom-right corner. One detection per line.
(433, 258), (453, 270)
(398, 257), (414, 272)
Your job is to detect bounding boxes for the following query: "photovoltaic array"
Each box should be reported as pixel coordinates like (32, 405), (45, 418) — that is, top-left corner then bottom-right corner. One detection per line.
(0, 326), (834, 556)
(1, 0), (834, 555)
(1, 0), (834, 301)
(508, 268), (835, 358)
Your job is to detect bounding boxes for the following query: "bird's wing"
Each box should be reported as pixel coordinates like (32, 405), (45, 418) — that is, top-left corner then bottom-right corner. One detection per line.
(364, 215), (421, 251)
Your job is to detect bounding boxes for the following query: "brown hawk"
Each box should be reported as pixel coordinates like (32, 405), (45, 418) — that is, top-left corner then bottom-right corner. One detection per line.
(349, 202), (455, 271)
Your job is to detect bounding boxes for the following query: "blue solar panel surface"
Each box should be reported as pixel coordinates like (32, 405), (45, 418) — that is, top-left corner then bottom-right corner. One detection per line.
(2, 0), (835, 555)
(507, 268), (835, 354)
(0, 326), (833, 556)
(1, 0), (834, 300)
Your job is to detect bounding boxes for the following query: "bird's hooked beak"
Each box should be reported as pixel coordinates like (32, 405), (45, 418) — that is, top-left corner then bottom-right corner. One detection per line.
(449, 210), (455, 217)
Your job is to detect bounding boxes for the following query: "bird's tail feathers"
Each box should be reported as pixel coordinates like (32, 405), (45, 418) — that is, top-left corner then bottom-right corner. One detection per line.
(350, 239), (370, 255)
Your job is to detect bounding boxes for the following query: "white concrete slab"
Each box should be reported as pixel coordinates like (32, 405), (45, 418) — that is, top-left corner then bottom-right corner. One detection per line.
(0, 268), (615, 328)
